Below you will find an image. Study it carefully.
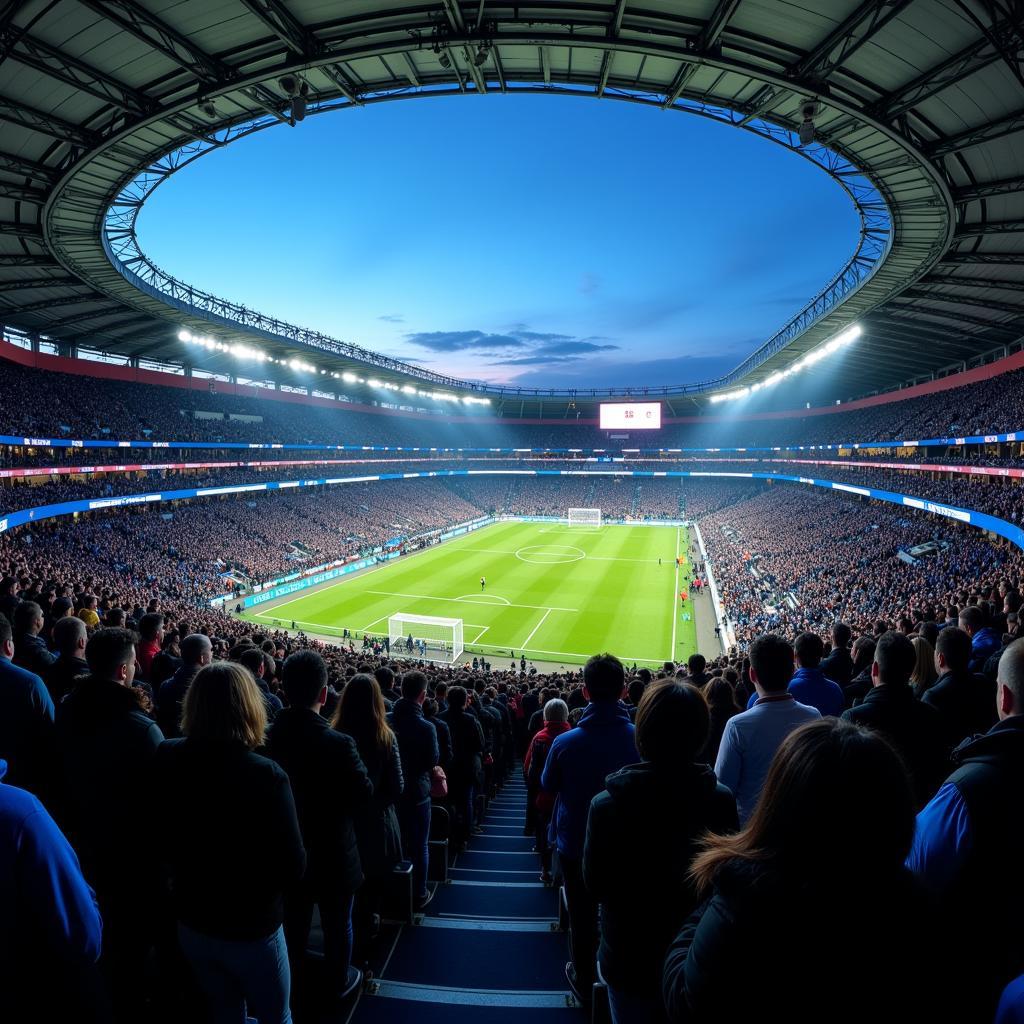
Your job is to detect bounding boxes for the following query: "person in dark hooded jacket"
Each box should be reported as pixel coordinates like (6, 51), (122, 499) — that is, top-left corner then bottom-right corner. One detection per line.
(664, 719), (950, 1024)
(842, 635), (876, 707)
(584, 681), (736, 1024)
(924, 626), (995, 748)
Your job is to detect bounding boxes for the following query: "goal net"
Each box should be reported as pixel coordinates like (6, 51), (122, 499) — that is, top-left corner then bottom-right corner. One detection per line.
(388, 613), (464, 664)
(567, 507), (602, 528)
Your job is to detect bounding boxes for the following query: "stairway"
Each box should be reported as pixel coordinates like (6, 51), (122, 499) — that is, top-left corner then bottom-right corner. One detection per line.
(350, 773), (578, 1024)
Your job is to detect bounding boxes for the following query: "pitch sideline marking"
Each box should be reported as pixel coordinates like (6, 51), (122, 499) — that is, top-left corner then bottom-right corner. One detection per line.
(671, 526), (680, 662)
(520, 608), (552, 650)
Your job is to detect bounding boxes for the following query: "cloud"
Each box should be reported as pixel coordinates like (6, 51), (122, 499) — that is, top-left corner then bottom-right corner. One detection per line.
(404, 330), (528, 353)
(404, 328), (620, 366)
(377, 314), (405, 323)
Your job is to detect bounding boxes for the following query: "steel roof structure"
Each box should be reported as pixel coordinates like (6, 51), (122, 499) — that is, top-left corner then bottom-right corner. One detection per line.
(0, 0), (1022, 417)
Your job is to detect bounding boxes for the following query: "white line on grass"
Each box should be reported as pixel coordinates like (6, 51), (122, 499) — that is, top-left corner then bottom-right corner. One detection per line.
(520, 609), (551, 651)
(468, 625), (490, 645)
(464, 546), (659, 564)
(365, 589), (578, 613)
(671, 526), (680, 662)
(468, 639), (665, 664)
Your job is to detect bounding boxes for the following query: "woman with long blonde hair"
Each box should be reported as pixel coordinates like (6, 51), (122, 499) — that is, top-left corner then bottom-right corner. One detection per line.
(910, 634), (938, 699)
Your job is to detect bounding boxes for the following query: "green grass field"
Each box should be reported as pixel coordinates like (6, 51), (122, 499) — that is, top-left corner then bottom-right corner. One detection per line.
(244, 521), (697, 667)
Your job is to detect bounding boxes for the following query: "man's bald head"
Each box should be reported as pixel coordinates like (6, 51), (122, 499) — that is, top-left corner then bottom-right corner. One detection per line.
(181, 633), (213, 668)
(996, 637), (1024, 721)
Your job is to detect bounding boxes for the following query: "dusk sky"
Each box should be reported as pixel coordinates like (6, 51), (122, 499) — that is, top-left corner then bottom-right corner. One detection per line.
(138, 94), (858, 389)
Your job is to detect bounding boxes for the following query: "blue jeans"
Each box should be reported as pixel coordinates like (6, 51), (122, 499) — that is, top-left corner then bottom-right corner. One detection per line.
(608, 984), (668, 1024)
(399, 799), (432, 902)
(284, 883), (354, 993)
(178, 923), (292, 1024)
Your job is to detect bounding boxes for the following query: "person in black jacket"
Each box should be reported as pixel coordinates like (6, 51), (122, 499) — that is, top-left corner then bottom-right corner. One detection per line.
(439, 685), (485, 846)
(820, 621), (853, 687)
(266, 650), (372, 1003)
(388, 670), (440, 910)
(155, 633), (212, 738)
(154, 661), (305, 1024)
(332, 674), (403, 939)
(424, 697), (452, 776)
(842, 635), (876, 707)
(55, 627), (164, 1023)
(924, 626), (996, 748)
(44, 615), (90, 703)
(698, 678), (739, 767)
(585, 681), (736, 1024)
(842, 631), (947, 808)
(12, 600), (57, 677)
(663, 719), (950, 1024)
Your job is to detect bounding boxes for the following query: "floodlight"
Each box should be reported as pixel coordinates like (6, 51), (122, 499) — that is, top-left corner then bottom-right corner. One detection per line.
(798, 99), (819, 147)
(342, 372), (357, 382)
(178, 329), (191, 342)
(474, 45), (489, 66)
(439, 51), (451, 69)
(367, 378), (381, 387)
(198, 99), (217, 119)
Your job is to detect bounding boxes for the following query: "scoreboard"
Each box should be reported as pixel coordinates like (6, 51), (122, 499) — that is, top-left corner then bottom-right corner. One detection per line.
(599, 402), (662, 430)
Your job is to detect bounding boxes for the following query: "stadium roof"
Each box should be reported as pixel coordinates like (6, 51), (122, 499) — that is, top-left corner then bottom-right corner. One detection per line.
(0, 0), (1022, 415)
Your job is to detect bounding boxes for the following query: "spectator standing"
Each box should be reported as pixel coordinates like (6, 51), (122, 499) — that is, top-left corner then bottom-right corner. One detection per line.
(135, 612), (164, 682)
(715, 634), (820, 824)
(45, 615), (90, 704)
(910, 634), (938, 700)
(154, 662), (305, 1024)
(820, 621), (853, 686)
(584, 682), (736, 1024)
(266, 651), (372, 1003)
(960, 605), (1002, 675)
(439, 685), (485, 847)
(698, 678), (739, 766)
(924, 626), (996, 747)
(786, 633), (845, 716)
(664, 719), (947, 1024)
(523, 698), (571, 883)
(12, 601), (57, 677)
(387, 670), (440, 910)
(156, 633), (213, 738)
(541, 653), (637, 1006)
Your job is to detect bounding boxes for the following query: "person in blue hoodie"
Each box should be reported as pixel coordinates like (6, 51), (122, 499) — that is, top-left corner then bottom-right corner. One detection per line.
(0, 758), (104, 1020)
(541, 653), (637, 1006)
(745, 632), (843, 717)
(959, 605), (1002, 675)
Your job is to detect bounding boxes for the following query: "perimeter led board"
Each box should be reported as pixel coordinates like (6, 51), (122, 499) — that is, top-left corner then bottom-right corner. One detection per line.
(599, 402), (662, 430)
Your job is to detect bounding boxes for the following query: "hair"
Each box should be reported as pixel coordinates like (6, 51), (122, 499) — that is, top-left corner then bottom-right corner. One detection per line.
(238, 647), (266, 678)
(873, 631), (916, 686)
(636, 681), (709, 764)
(446, 684), (467, 710)
(690, 719), (915, 892)
(12, 600), (42, 634)
(85, 627), (138, 678)
(909, 635), (938, 696)
(401, 670), (428, 700)
(748, 634), (795, 694)
(831, 621), (852, 649)
(687, 653), (707, 676)
(180, 633), (212, 667)
(936, 626), (972, 673)
(958, 605), (985, 634)
(138, 611), (164, 641)
(583, 653), (626, 701)
(375, 665), (395, 693)
(543, 697), (569, 724)
(181, 662), (267, 749)
(53, 614), (87, 654)
(332, 673), (393, 755)
(106, 607), (126, 628)
(0, 612), (11, 647)
(997, 637), (1024, 707)
(793, 632), (824, 668)
(627, 677), (646, 706)
(851, 635), (876, 673)
(282, 649), (328, 707)
(704, 676), (739, 711)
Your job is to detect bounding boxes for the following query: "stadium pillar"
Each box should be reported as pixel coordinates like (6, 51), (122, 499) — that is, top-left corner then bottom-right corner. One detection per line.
(28, 332), (40, 353)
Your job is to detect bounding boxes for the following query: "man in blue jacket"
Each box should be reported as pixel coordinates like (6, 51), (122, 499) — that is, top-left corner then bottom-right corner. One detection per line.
(541, 653), (636, 1005)
(0, 758), (103, 1019)
(960, 605), (1002, 675)
(908, 637), (1024, 1018)
(745, 632), (844, 717)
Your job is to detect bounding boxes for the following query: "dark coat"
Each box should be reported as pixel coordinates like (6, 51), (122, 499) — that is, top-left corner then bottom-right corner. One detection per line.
(54, 677), (163, 896)
(439, 705), (485, 793)
(153, 737), (305, 941)
(43, 654), (89, 704)
(387, 698), (439, 807)
(13, 632), (57, 678)
(663, 860), (949, 1024)
(265, 708), (373, 894)
(820, 647), (853, 687)
(584, 762), (737, 994)
(843, 666), (873, 707)
(155, 663), (200, 739)
(842, 684), (947, 807)
(427, 713), (453, 775)
(343, 727), (404, 879)
(699, 704), (738, 767)
(923, 668), (996, 748)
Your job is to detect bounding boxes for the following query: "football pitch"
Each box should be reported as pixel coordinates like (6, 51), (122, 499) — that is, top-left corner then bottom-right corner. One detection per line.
(244, 521), (698, 667)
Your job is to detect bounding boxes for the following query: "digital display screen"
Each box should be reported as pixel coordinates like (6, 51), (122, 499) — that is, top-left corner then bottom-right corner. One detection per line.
(599, 402), (662, 430)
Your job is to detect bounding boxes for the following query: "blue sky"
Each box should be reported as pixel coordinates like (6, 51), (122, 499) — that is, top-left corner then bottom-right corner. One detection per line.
(138, 94), (858, 389)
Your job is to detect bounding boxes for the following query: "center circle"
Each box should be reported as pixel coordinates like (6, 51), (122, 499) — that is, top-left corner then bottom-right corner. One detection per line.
(515, 544), (586, 565)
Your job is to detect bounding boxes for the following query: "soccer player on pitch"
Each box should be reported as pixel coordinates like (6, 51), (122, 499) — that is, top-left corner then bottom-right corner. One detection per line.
(480, 576), (486, 591)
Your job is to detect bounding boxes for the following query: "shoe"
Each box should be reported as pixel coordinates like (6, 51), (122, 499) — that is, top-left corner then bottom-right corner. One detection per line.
(540, 871), (553, 884)
(337, 966), (363, 1001)
(472, 825), (485, 835)
(564, 962), (590, 1007)
(415, 888), (435, 911)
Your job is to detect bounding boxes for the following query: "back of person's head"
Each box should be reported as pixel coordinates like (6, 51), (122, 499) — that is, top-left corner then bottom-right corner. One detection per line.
(997, 638), (1024, 719)
(873, 631), (916, 686)
(936, 626), (971, 673)
(636, 681), (708, 765)
(583, 653), (625, 702)
(12, 600), (42, 635)
(627, 678), (646, 706)
(851, 635), (876, 672)
(543, 698), (568, 724)
(180, 633), (213, 668)
(687, 653), (707, 677)
(748, 634), (795, 693)
(181, 662), (266, 748)
(910, 635), (936, 686)
(85, 627), (138, 682)
(139, 611), (164, 641)
(53, 614), (87, 655)
(282, 649), (328, 707)
(0, 612), (11, 654)
(690, 719), (915, 890)
(958, 605), (985, 636)
(106, 607), (126, 628)
(794, 632), (824, 668)
(435, 681), (448, 699)
(401, 670), (428, 700)
(375, 665), (395, 693)
(239, 647), (265, 678)
(446, 684), (467, 709)
(704, 676), (738, 710)
(333, 673), (393, 752)
(831, 622), (851, 649)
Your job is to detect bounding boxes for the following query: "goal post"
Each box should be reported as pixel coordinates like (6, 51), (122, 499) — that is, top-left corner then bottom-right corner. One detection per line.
(388, 613), (464, 664)
(567, 507), (602, 528)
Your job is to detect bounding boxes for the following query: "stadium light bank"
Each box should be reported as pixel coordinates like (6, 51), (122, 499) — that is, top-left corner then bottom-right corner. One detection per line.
(178, 328), (489, 405)
(709, 323), (862, 404)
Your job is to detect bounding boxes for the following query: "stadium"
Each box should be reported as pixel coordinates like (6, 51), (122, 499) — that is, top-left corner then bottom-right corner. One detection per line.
(1, 0), (1023, 1021)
